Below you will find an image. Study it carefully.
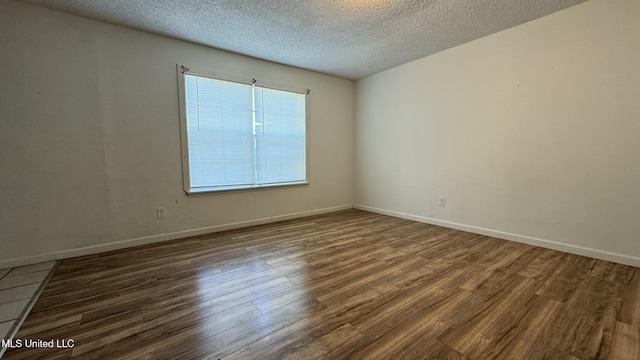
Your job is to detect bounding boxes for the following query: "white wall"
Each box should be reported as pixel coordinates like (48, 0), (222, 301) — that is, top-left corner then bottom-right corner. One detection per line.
(0, 0), (354, 267)
(355, 0), (640, 266)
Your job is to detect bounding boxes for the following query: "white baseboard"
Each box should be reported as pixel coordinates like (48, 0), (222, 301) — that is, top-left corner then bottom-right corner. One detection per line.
(0, 205), (353, 269)
(354, 204), (640, 268)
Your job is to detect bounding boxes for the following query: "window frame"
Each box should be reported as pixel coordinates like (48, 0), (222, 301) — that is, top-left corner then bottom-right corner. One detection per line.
(176, 64), (310, 196)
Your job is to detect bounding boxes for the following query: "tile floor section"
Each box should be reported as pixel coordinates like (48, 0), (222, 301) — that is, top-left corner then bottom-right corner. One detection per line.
(0, 262), (56, 344)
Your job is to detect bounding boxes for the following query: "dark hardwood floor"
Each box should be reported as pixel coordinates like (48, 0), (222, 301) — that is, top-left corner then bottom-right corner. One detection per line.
(3, 209), (639, 359)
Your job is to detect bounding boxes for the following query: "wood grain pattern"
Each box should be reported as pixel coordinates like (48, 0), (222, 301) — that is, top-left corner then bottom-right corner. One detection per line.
(610, 322), (640, 360)
(2, 209), (638, 359)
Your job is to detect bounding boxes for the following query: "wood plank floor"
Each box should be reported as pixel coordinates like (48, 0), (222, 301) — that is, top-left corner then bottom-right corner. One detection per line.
(3, 209), (639, 360)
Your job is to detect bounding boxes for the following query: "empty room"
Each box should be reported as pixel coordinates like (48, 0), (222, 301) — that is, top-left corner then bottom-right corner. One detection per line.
(1, 0), (639, 359)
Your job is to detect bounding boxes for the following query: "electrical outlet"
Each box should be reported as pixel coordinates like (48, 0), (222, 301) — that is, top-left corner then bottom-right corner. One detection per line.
(157, 207), (166, 218)
(439, 197), (445, 206)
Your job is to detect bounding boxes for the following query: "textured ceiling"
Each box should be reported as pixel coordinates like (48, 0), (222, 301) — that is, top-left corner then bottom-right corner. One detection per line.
(22, 0), (589, 80)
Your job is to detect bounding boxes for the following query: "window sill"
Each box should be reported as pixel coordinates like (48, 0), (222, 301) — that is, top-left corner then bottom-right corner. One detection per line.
(185, 181), (309, 197)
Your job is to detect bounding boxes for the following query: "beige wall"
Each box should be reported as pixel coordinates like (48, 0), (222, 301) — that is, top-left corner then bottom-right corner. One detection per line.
(0, 1), (355, 266)
(355, 0), (640, 266)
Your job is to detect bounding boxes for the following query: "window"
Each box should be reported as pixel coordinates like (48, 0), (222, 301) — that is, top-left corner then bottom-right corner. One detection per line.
(177, 65), (308, 194)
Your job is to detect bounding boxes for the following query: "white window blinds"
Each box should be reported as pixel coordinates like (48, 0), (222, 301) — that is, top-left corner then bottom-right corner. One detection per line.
(255, 87), (306, 185)
(181, 70), (307, 193)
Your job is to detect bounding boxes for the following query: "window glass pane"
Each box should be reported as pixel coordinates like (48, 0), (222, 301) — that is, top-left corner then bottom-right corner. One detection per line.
(255, 87), (306, 184)
(185, 75), (255, 188)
